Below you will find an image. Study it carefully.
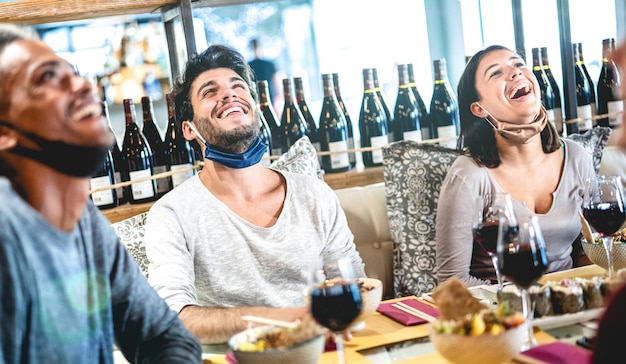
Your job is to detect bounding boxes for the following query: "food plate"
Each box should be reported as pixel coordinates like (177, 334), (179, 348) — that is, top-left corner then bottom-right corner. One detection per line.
(422, 283), (605, 331)
(421, 284), (507, 308)
(532, 307), (604, 330)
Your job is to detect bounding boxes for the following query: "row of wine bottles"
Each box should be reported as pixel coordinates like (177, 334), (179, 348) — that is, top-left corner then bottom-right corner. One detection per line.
(89, 95), (197, 209)
(258, 58), (461, 174)
(532, 38), (623, 136)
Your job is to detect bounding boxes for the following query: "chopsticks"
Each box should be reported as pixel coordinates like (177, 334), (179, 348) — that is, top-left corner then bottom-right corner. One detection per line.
(241, 315), (300, 329)
(391, 301), (437, 322)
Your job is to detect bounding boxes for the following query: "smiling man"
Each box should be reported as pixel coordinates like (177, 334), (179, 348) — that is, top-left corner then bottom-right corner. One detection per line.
(0, 24), (201, 363)
(144, 44), (365, 344)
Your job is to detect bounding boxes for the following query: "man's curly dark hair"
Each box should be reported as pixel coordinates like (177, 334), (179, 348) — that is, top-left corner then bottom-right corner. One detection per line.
(170, 44), (258, 128)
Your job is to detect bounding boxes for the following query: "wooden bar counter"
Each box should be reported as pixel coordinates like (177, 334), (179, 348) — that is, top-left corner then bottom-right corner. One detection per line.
(102, 166), (384, 223)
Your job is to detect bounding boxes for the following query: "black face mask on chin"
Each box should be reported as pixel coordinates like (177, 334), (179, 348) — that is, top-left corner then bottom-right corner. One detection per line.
(0, 120), (112, 178)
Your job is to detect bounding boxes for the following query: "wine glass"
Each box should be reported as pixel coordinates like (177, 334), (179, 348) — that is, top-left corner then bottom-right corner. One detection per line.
(582, 176), (626, 279)
(498, 214), (548, 350)
(472, 193), (518, 293)
(309, 258), (363, 364)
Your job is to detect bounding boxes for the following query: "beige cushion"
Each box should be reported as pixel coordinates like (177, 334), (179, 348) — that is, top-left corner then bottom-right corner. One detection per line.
(335, 183), (394, 299)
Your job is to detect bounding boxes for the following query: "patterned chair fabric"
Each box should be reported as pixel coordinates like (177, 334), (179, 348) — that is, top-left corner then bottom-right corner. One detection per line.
(382, 141), (460, 298)
(566, 126), (612, 176)
(111, 212), (149, 278)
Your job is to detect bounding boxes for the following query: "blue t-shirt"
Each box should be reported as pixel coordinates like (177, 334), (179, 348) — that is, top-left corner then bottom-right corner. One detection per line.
(0, 177), (201, 363)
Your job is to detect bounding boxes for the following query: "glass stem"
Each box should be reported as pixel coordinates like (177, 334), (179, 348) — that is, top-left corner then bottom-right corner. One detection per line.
(602, 236), (615, 279)
(335, 333), (346, 364)
(520, 287), (536, 350)
(490, 253), (503, 292)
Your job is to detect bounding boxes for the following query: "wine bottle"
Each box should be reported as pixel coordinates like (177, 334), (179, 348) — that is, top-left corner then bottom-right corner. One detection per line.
(164, 93), (196, 189)
(258, 111), (272, 166)
(333, 73), (356, 168)
(429, 59), (460, 149)
(89, 149), (118, 210)
(141, 96), (171, 197)
(258, 80), (283, 156)
(279, 78), (306, 151)
(294, 76), (321, 163)
(392, 64), (422, 142)
(359, 68), (389, 167)
(121, 98), (157, 204)
(541, 47), (566, 135)
(576, 43), (597, 124)
(318, 73), (350, 173)
(407, 63), (430, 140)
(532, 48), (559, 133)
(597, 38), (623, 128)
(573, 44), (593, 133)
(372, 67), (392, 142)
(103, 101), (128, 205)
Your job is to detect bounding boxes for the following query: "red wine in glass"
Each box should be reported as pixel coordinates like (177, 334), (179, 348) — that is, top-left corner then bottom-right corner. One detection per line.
(311, 280), (362, 332)
(500, 247), (548, 288)
(473, 221), (520, 254)
(498, 214), (547, 350)
(583, 202), (626, 235)
(583, 176), (626, 279)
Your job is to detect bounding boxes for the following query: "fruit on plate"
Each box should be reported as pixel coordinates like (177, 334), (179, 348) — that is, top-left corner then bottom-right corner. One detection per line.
(433, 301), (525, 336)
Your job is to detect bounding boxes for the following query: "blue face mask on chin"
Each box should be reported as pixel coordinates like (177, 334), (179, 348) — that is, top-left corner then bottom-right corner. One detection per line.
(188, 121), (268, 169)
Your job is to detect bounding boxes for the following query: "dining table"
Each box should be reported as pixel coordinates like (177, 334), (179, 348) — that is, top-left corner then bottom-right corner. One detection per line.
(321, 264), (603, 363)
(116, 264), (607, 364)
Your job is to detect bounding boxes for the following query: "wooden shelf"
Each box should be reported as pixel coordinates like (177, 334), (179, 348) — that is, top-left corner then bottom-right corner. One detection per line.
(102, 166), (385, 223)
(0, 0), (178, 25)
(322, 166), (384, 191)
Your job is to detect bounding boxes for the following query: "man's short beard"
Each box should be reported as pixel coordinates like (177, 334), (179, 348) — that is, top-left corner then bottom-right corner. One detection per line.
(194, 115), (261, 153)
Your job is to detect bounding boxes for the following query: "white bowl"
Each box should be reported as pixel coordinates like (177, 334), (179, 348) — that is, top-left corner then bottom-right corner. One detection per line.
(581, 239), (626, 271)
(428, 321), (526, 364)
(228, 325), (325, 364)
(350, 277), (383, 330)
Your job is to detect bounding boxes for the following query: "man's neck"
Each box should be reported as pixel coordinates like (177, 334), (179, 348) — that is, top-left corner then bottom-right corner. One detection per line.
(198, 161), (282, 199)
(13, 161), (90, 232)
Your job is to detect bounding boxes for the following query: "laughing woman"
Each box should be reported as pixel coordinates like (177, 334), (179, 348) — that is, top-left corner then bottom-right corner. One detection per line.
(435, 45), (594, 287)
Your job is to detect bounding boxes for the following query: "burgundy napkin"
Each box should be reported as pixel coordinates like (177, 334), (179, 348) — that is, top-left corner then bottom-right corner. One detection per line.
(515, 342), (592, 364)
(225, 352), (237, 364)
(376, 298), (440, 326)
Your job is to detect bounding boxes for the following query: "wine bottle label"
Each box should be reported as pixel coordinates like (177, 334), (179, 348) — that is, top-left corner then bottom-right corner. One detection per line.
(370, 135), (388, 164)
(129, 169), (155, 199)
(271, 147), (283, 156)
(590, 102), (597, 126)
(171, 163), (194, 188)
(546, 109), (559, 134)
(546, 109), (555, 123)
(576, 105), (593, 132)
(114, 171), (125, 200)
(403, 130), (423, 143)
(328, 140), (350, 169)
(608, 100), (624, 127)
(437, 125), (457, 149)
(421, 127), (431, 141)
(261, 150), (272, 167)
(348, 137), (356, 164)
(312, 141), (322, 166)
(90, 176), (115, 206)
(552, 107), (564, 135)
(153, 165), (170, 194)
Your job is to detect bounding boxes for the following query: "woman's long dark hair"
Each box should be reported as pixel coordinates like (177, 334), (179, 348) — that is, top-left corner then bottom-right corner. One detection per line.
(457, 45), (561, 168)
